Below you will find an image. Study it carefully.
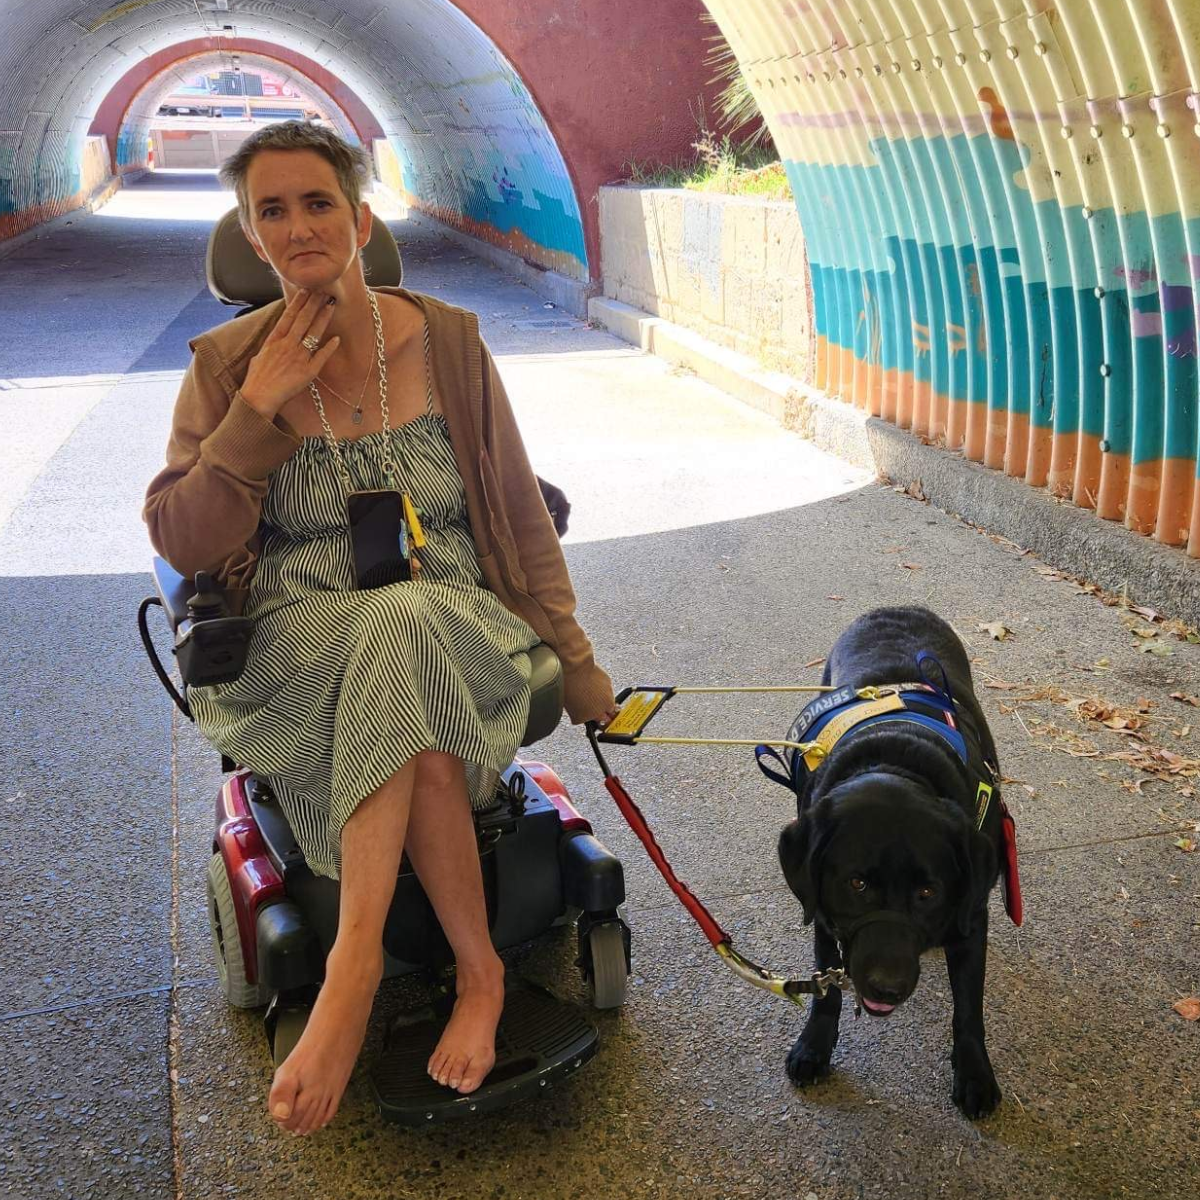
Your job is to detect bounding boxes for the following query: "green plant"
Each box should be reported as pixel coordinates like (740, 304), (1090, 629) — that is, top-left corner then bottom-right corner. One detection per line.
(702, 15), (774, 151)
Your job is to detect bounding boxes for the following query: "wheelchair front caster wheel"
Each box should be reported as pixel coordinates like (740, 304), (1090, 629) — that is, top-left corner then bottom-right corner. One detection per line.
(581, 919), (629, 1010)
(206, 852), (270, 1009)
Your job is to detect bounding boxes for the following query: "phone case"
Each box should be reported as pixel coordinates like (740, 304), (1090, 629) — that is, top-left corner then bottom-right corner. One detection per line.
(346, 489), (411, 589)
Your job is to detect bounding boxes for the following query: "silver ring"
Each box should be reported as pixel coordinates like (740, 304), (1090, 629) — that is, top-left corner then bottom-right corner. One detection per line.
(301, 335), (320, 353)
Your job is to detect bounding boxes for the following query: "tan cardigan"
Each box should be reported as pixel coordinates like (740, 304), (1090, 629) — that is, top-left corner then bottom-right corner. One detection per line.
(143, 286), (614, 724)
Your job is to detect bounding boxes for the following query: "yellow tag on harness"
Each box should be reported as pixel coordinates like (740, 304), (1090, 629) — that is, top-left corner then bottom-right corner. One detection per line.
(802, 692), (905, 771)
(402, 493), (426, 549)
(974, 781), (993, 830)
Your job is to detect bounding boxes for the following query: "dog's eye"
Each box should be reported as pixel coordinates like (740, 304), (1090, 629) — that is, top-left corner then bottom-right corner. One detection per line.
(849, 877), (867, 892)
(916, 885), (936, 900)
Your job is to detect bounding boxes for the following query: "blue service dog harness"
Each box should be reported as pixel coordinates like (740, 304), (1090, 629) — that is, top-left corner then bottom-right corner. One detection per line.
(755, 652), (1023, 926)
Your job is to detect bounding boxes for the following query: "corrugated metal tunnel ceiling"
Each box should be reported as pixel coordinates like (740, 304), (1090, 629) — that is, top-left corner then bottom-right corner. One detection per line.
(0, 0), (587, 277)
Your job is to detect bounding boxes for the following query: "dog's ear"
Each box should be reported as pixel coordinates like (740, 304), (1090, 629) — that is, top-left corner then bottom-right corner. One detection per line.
(955, 828), (997, 938)
(778, 815), (819, 924)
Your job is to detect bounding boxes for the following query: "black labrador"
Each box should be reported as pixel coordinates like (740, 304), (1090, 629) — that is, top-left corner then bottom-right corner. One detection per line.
(776, 605), (1012, 1118)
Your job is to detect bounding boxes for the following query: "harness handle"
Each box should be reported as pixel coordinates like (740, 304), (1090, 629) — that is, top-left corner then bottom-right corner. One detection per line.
(754, 744), (795, 793)
(915, 651), (955, 708)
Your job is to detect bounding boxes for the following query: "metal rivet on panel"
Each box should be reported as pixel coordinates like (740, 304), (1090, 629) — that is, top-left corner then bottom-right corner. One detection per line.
(1095, 286), (1105, 298)
(824, 71), (832, 81)
(1157, 123), (1170, 138)
(1034, 41), (1047, 56)
(980, 49), (992, 63)
(933, 55), (943, 68)
(955, 52), (967, 66)
(874, 64), (883, 76)
(1100, 363), (1112, 376)
(912, 59), (922, 71)
(891, 61), (902, 73)
(838, 69), (847, 80)
(1007, 46), (1018, 59)
(856, 67), (864, 78)
(1082, 206), (1093, 218)
(1121, 124), (1134, 138)
(1061, 126), (1073, 139)
(1090, 124), (1103, 138)
(807, 73), (815, 82)
(1100, 439), (1111, 452)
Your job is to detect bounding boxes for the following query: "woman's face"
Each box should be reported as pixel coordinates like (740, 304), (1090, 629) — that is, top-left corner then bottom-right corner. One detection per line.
(242, 148), (371, 293)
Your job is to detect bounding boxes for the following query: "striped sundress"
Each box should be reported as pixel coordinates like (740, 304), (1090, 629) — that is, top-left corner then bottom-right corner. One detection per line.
(187, 357), (540, 881)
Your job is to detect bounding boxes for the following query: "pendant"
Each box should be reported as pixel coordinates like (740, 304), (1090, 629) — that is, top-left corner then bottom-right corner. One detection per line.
(352, 408), (363, 425)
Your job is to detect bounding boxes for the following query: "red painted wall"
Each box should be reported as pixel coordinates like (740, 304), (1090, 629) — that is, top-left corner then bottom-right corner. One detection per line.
(453, 0), (721, 278)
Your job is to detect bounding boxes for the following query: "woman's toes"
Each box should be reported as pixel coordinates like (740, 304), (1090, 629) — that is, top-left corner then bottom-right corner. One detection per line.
(458, 1054), (493, 1094)
(269, 1068), (301, 1127)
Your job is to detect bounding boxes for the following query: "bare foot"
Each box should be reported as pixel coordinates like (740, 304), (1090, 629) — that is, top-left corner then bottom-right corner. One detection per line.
(427, 959), (505, 1093)
(267, 947), (383, 1135)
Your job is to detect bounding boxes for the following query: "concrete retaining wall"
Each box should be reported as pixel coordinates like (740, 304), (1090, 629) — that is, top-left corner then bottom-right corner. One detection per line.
(597, 185), (813, 381)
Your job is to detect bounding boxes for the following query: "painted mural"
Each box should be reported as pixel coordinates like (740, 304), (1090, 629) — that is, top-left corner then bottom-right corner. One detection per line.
(706, 0), (1200, 556)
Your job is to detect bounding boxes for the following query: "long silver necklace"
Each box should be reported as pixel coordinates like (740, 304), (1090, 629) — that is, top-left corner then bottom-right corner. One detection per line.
(307, 291), (430, 573)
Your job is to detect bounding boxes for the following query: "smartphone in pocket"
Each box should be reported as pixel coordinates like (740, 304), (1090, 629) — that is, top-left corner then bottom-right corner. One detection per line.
(346, 489), (410, 589)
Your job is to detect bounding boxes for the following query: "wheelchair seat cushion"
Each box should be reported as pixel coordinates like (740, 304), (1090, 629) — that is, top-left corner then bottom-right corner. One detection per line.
(185, 409), (548, 882)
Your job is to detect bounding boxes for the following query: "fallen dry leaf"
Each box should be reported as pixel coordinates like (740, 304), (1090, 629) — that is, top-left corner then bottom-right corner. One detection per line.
(804, 657), (826, 669)
(1140, 640), (1173, 656)
(1173, 997), (1200, 1021)
(1129, 627), (1157, 640)
(1173, 836), (1197, 853)
(900, 562), (923, 571)
(1171, 693), (1200, 708)
(905, 479), (928, 502)
(977, 621), (1012, 641)
(827, 594), (845, 601)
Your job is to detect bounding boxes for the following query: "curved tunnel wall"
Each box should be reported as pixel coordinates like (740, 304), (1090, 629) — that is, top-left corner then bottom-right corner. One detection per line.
(90, 38), (384, 176)
(0, 0), (717, 284)
(706, 0), (1200, 556)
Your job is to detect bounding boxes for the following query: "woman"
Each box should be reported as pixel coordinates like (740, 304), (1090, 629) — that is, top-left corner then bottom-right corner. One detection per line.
(143, 122), (615, 1137)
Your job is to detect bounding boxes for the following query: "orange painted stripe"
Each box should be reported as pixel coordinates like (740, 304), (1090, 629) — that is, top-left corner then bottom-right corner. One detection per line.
(946, 396), (969, 452)
(1186, 489), (1200, 557)
(1073, 434), (1103, 510)
(984, 409), (1008, 471)
(1003, 412), (1030, 479)
(1047, 430), (1078, 499)
(1125, 459), (1162, 537)
(1097, 451), (1130, 521)
(1155, 459), (1194, 547)
(1024, 425), (1053, 490)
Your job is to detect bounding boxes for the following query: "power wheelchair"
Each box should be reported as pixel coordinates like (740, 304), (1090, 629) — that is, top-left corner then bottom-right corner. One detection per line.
(138, 207), (630, 1126)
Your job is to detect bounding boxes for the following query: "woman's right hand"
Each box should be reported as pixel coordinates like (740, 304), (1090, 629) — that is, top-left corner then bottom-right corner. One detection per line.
(240, 289), (342, 417)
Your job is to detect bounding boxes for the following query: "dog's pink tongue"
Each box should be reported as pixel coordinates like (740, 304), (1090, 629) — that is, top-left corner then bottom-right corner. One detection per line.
(862, 997), (895, 1015)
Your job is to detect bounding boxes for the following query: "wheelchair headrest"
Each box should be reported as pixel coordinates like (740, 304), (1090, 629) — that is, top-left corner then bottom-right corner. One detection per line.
(205, 206), (403, 308)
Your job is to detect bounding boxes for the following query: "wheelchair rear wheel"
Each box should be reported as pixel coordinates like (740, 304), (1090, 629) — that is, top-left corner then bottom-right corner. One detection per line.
(206, 852), (271, 1009)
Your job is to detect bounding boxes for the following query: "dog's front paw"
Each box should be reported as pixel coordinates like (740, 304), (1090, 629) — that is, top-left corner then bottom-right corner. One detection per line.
(951, 1044), (1001, 1118)
(786, 1026), (836, 1087)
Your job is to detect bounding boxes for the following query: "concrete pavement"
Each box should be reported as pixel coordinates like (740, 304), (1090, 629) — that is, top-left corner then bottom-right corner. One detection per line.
(0, 171), (1197, 1200)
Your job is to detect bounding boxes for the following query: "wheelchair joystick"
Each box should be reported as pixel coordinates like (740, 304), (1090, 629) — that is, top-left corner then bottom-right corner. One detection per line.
(186, 570), (229, 621)
(173, 570), (254, 688)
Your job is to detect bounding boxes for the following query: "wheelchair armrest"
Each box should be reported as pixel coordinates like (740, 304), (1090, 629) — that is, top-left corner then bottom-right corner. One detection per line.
(521, 643), (565, 747)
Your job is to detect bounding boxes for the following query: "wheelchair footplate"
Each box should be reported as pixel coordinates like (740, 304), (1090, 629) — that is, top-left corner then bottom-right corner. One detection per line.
(369, 979), (598, 1125)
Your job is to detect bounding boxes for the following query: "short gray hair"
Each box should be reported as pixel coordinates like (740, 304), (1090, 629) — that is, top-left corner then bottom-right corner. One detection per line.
(219, 121), (372, 223)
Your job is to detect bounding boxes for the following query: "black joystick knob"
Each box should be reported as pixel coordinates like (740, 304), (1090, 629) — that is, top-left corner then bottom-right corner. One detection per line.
(186, 571), (229, 622)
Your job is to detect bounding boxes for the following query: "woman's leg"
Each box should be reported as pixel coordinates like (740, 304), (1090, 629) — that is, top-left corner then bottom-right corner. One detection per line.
(267, 756), (418, 1136)
(402, 753), (505, 1093)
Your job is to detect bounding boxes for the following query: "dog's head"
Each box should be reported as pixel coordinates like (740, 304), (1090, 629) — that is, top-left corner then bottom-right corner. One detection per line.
(778, 772), (996, 1016)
